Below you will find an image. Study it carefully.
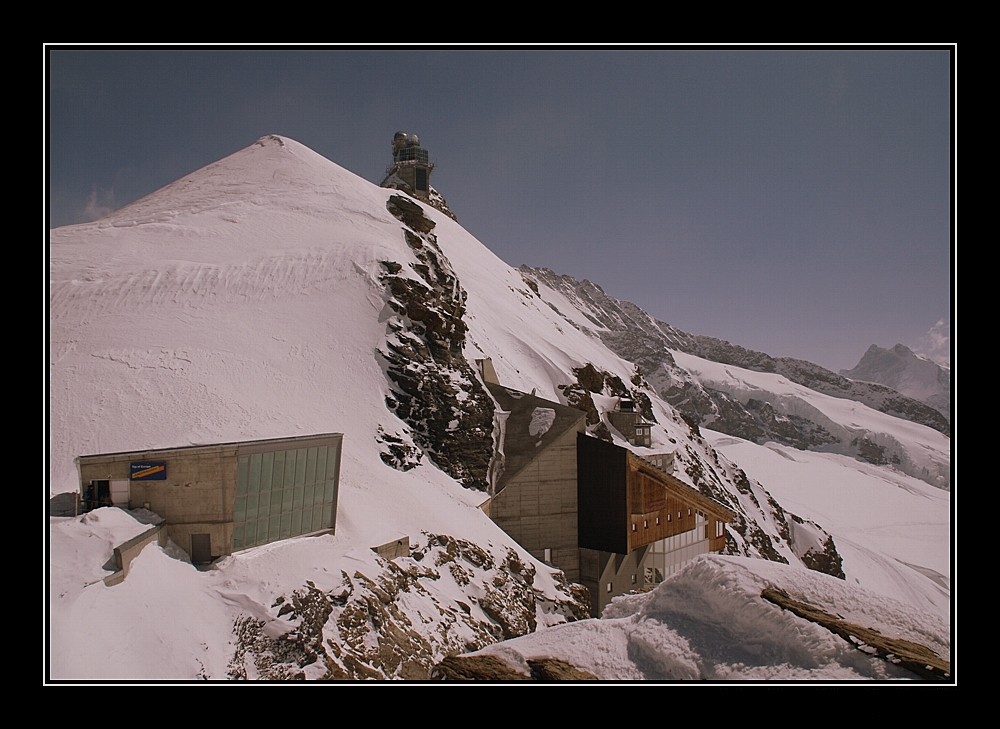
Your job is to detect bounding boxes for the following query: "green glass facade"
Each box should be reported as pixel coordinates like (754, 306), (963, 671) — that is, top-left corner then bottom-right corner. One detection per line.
(233, 443), (340, 551)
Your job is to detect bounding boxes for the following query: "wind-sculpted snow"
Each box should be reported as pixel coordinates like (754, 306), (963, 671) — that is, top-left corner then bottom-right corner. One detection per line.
(50, 252), (364, 322)
(465, 555), (949, 681)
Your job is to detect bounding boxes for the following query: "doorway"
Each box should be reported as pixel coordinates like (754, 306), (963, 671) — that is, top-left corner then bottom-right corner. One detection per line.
(191, 533), (212, 564)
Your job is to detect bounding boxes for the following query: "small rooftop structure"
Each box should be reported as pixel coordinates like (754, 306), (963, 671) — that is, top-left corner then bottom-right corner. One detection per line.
(608, 397), (654, 448)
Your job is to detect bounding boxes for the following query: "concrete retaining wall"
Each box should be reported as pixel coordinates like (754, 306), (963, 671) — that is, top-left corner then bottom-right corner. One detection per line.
(103, 523), (167, 587)
(371, 536), (410, 561)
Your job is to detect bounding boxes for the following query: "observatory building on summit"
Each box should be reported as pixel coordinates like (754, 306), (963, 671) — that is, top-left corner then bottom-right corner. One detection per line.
(380, 131), (458, 221)
(381, 131), (434, 201)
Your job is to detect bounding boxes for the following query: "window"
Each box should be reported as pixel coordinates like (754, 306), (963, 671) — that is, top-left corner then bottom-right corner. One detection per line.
(234, 443), (340, 551)
(607, 583), (613, 593)
(631, 573), (637, 584)
(632, 523), (637, 531)
(544, 548), (551, 562)
(655, 516), (660, 525)
(643, 520), (648, 528)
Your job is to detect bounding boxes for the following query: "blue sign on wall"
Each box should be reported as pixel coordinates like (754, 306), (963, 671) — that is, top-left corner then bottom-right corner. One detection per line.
(130, 461), (167, 481)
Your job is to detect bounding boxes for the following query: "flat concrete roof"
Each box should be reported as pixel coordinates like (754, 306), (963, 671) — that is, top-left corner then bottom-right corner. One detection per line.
(77, 432), (344, 462)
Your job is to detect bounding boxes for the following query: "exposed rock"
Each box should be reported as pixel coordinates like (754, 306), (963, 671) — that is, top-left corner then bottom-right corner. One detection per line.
(386, 194), (437, 234)
(528, 657), (599, 681)
(799, 535), (846, 580)
(433, 654), (531, 681)
(559, 362), (657, 436)
(432, 654), (598, 681)
(378, 196), (496, 491)
(761, 588), (950, 681)
(376, 426), (422, 471)
(558, 382), (600, 426)
(227, 532), (590, 680)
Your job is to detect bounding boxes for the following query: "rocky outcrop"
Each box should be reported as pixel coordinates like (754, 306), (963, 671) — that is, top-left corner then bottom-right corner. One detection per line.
(432, 654), (598, 681)
(432, 654), (531, 681)
(227, 533), (591, 681)
(558, 362), (657, 442)
(798, 535), (846, 580)
(378, 196), (496, 491)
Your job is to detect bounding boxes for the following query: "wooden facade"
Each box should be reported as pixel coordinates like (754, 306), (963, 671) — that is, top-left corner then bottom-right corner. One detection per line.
(627, 454), (733, 553)
(578, 435), (733, 555)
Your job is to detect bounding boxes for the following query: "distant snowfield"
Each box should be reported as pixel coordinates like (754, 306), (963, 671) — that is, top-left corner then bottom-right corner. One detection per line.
(706, 430), (951, 620)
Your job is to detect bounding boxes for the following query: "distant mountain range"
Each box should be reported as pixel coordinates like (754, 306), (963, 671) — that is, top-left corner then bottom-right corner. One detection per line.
(840, 343), (950, 419)
(521, 267), (950, 488)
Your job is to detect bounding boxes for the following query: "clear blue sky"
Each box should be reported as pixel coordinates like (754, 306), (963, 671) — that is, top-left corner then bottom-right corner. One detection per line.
(46, 44), (954, 373)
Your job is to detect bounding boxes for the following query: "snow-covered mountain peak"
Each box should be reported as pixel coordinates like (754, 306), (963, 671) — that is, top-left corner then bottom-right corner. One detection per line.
(841, 342), (951, 420)
(47, 136), (952, 681)
(73, 134), (387, 239)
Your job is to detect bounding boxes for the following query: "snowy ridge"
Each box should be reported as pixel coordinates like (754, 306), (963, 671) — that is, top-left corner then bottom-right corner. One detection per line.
(672, 350), (950, 490)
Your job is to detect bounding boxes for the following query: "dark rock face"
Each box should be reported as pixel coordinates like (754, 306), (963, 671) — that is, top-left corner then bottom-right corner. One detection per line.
(799, 535), (846, 580)
(378, 195), (496, 491)
(433, 654), (531, 681)
(558, 362), (657, 441)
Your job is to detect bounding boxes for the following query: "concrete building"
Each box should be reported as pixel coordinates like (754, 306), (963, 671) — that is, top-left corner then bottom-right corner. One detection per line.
(75, 433), (343, 564)
(486, 382), (589, 582)
(482, 368), (734, 616)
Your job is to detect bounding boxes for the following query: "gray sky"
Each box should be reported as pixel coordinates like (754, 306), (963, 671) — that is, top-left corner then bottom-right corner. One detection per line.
(46, 44), (954, 373)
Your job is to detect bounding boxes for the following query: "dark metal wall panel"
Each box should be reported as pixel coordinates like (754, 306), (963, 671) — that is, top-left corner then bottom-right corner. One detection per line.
(577, 434), (628, 553)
